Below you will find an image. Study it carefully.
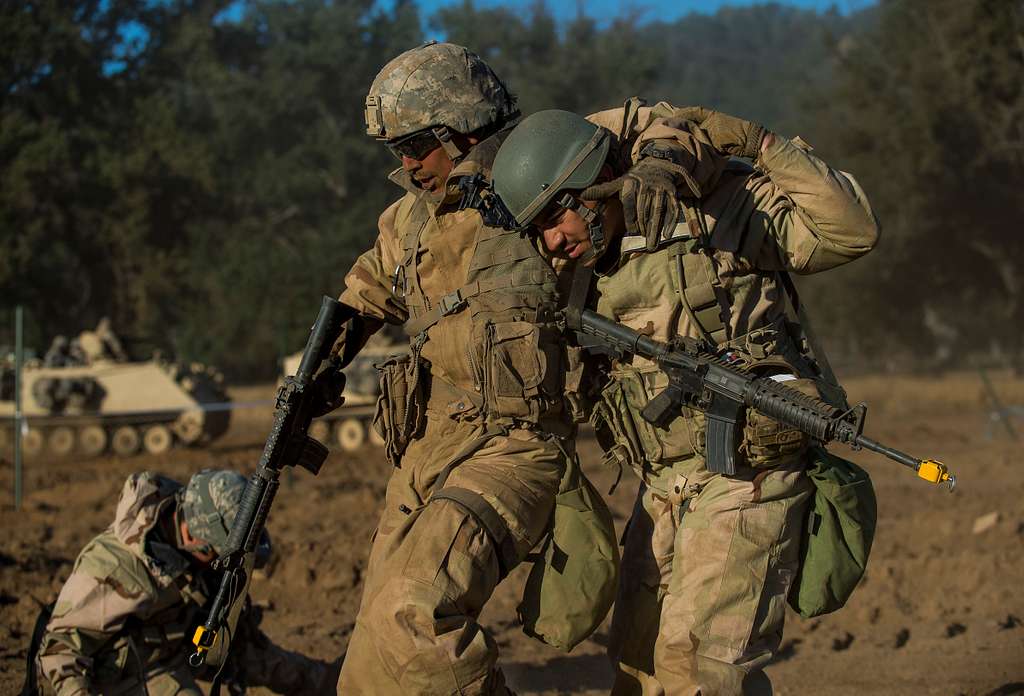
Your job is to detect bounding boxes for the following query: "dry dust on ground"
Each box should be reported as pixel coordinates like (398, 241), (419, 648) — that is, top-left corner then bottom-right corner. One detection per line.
(1, 371), (1022, 695)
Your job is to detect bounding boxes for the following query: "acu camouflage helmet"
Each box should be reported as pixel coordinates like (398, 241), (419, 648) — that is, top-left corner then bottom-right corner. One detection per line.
(364, 41), (519, 154)
(491, 109), (611, 228)
(181, 469), (246, 556)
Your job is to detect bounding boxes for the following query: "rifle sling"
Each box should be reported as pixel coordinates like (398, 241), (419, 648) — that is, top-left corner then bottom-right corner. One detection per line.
(777, 270), (850, 410)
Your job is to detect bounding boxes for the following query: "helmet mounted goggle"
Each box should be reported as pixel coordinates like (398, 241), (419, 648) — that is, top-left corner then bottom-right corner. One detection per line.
(366, 96), (465, 161)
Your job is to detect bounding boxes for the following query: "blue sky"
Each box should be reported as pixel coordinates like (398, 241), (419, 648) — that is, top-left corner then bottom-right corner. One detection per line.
(380, 0), (874, 24)
(214, 0), (873, 26)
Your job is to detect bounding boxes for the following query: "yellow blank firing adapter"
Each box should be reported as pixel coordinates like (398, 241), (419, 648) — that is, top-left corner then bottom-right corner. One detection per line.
(190, 626), (215, 666)
(916, 460), (955, 490)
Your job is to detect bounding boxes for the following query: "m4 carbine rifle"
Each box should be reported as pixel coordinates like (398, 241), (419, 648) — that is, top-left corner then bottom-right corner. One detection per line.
(575, 309), (955, 487)
(190, 296), (351, 667)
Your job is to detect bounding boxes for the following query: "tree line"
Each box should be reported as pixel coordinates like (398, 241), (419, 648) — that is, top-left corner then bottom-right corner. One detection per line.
(2, 0), (1021, 379)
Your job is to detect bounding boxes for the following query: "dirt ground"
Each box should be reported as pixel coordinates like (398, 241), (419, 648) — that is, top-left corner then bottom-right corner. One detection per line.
(1, 371), (1022, 695)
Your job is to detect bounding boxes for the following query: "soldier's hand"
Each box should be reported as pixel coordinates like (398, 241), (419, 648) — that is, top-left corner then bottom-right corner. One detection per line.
(581, 158), (681, 250)
(739, 377), (818, 468)
(674, 106), (767, 161)
(309, 356), (347, 417)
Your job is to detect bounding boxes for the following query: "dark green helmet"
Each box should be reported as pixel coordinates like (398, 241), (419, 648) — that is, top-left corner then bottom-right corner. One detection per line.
(491, 109), (611, 227)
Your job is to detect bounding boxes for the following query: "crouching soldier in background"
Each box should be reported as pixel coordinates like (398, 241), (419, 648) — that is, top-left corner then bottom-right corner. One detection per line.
(32, 469), (339, 695)
(489, 104), (880, 694)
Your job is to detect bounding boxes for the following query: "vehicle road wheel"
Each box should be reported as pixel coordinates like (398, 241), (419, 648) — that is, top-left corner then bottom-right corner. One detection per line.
(111, 426), (141, 457)
(22, 428), (44, 457)
(143, 425), (173, 455)
(172, 411), (204, 445)
(79, 425), (108, 458)
(48, 426), (76, 457)
(309, 420), (331, 444)
(334, 418), (366, 452)
(368, 420), (385, 447)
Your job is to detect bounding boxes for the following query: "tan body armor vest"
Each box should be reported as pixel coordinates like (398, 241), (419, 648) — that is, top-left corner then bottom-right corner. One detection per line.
(393, 191), (567, 432)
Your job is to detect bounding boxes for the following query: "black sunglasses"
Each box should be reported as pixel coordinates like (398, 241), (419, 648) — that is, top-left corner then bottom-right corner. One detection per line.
(387, 128), (442, 160)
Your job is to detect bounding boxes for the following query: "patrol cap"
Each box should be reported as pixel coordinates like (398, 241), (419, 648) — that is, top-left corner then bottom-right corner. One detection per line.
(181, 469), (246, 557)
(491, 109), (611, 227)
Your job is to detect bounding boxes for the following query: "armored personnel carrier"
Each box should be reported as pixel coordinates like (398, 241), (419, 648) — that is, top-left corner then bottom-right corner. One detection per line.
(281, 325), (408, 452)
(0, 320), (231, 458)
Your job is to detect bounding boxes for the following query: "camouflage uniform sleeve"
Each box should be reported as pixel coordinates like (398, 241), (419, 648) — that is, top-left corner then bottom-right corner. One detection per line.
(588, 99), (730, 193)
(744, 135), (881, 274)
(338, 197), (409, 325)
(38, 538), (156, 696)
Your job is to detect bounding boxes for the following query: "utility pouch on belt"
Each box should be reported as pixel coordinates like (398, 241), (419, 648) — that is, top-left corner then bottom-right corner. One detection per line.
(517, 456), (619, 652)
(480, 320), (554, 422)
(590, 369), (698, 474)
(372, 352), (426, 467)
(788, 446), (877, 618)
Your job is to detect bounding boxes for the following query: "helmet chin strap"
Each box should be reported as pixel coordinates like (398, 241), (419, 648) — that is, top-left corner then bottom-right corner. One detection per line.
(432, 126), (465, 161)
(554, 193), (607, 263)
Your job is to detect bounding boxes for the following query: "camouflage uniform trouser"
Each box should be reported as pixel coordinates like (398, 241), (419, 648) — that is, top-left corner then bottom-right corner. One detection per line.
(608, 455), (812, 696)
(38, 637), (334, 696)
(43, 661), (204, 696)
(336, 411), (566, 695)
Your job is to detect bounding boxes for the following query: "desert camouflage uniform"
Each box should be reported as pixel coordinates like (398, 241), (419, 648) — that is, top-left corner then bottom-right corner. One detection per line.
(37, 471), (334, 696)
(582, 100), (880, 695)
(335, 44), (574, 696)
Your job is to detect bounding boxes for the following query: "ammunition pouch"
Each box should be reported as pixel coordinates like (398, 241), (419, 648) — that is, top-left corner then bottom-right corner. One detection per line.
(372, 351), (427, 467)
(480, 320), (562, 424)
(590, 367), (699, 477)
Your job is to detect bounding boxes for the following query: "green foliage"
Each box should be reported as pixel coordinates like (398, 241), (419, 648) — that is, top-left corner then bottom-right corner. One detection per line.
(1, 0), (1017, 377)
(802, 0), (1024, 368)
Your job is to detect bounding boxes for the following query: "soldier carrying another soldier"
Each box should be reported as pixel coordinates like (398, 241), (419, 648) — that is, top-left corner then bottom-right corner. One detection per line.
(304, 41), (620, 694)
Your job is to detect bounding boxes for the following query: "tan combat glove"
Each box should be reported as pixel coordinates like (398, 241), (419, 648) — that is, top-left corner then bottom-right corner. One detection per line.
(674, 106), (768, 161)
(581, 141), (700, 251)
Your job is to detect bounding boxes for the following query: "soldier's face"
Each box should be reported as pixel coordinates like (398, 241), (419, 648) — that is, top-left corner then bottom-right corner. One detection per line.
(392, 130), (478, 196)
(180, 519), (217, 565)
(400, 145), (453, 195)
(539, 205), (592, 263)
(537, 198), (622, 268)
